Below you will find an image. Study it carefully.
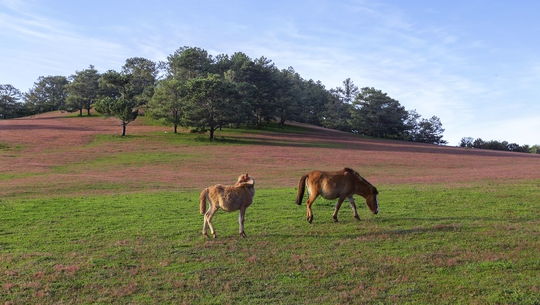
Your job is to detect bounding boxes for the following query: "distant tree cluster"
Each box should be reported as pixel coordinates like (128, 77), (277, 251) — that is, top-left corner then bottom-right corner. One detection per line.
(4, 46), (447, 144)
(0, 84), (24, 118)
(459, 137), (539, 154)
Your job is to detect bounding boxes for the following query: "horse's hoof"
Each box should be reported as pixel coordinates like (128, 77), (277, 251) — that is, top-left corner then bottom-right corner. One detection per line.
(354, 216), (360, 221)
(203, 232), (209, 238)
(240, 232), (246, 238)
(307, 218), (313, 224)
(212, 234), (217, 238)
(333, 218), (339, 222)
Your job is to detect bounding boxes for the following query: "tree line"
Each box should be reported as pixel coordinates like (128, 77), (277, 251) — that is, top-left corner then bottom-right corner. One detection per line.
(0, 45), (459, 145)
(459, 137), (540, 154)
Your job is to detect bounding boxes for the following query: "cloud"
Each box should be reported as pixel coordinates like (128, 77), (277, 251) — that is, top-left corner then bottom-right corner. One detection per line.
(0, 6), (130, 89)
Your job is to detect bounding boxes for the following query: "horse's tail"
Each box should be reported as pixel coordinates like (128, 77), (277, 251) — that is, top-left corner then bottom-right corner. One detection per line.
(200, 188), (208, 214)
(295, 174), (308, 205)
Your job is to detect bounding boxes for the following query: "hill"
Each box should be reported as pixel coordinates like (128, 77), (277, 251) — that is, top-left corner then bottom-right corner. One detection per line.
(1, 111), (539, 198)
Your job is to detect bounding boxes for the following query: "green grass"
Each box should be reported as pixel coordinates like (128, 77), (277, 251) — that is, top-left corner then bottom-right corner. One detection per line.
(0, 142), (23, 153)
(88, 124), (341, 149)
(2, 182), (540, 304)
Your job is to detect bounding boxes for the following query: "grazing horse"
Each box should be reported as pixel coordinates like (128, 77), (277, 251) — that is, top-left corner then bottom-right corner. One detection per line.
(200, 173), (255, 238)
(295, 168), (378, 223)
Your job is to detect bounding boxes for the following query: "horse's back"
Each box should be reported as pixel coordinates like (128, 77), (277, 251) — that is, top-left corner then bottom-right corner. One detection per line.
(208, 183), (254, 212)
(307, 169), (355, 199)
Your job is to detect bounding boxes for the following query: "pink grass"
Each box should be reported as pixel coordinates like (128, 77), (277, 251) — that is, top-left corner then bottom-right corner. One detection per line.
(2, 111), (540, 198)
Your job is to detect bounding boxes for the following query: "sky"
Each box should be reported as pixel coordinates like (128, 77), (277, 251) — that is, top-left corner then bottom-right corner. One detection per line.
(1, 0), (539, 146)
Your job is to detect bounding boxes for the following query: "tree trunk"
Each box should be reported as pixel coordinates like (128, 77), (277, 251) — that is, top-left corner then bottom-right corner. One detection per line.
(209, 126), (215, 140)
(174, 124), (178, 134)
(121, 122), (126, 136)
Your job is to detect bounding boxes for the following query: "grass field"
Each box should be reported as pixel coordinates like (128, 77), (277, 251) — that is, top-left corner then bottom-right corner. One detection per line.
(1, 112), (540, 304)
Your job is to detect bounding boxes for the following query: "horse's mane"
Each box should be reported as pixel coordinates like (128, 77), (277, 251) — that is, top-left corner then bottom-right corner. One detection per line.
(343, 167), (378, 194)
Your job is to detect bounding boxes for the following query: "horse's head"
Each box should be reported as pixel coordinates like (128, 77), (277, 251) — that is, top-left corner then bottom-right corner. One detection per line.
(237, 173), (249, 183)
(236, 173), (254, 186)
(349, 169), (379, 214)
(365, 187), (379, 214)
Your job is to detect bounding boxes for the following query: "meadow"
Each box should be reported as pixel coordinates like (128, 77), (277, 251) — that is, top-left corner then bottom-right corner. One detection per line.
(1, 112), (540, 304)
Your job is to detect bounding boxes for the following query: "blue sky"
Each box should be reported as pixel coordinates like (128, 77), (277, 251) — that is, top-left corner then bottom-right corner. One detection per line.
(1, 0), (539, 146)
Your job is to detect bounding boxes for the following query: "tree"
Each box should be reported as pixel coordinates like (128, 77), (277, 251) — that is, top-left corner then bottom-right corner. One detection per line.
(148, 79), (185, 133)
(226, 52), (255, 82)
(530, 145), (540, 154)
(0, 84), (23, 119)
(183, 74), (240, 140)
(249, 56), (280, 127)
(484, 140), (508, 151)
(298, 80), (331, 126)
(320, 78), (359, 132)
(122, 57), (158, 107)
(321, 92), (352, 131)
(350, 87), (407, 138)
(336, 78), (359, 104)
(415, 116), (447, 144)
(167, 46), (213, 81)
(212, 53), (233, 76)
(403, 109), (422, 141)
(24, 76), (69, 113)
(232, 80), (257, 127)
(473, 138), (485, 148)
(459, 137), (475, 148)
(274, 67), (302, 126)
(95, 70), (139, 136)
(220, 52), (259, 126)
(66, 65), (100, 116)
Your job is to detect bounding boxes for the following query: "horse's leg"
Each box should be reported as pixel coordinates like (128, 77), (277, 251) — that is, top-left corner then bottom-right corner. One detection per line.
(347, 197), (360, 220)
(202, 201), (210, 237)
(238, 207), (246, 238)
(306, 193), (318, 223)
(202, 214), (209, 237)
(205, 205), (219, 238)
(332, 197), (347, 222)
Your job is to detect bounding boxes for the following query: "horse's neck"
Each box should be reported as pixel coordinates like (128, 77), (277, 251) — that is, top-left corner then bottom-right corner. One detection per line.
(357, 183), (374, 197)
(243, 184), (255, 195)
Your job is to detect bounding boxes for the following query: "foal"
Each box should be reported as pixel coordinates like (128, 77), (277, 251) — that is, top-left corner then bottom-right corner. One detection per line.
(200, 173), (255, 238)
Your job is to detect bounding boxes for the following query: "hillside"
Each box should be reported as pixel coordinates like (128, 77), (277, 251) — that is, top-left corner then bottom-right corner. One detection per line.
(1, 111), (539, 198)
(2, 112), (540, 304)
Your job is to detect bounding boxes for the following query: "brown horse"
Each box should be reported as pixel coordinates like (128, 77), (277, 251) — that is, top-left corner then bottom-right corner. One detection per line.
(200, 173), (255, 238)
(296, 168), (378, 223)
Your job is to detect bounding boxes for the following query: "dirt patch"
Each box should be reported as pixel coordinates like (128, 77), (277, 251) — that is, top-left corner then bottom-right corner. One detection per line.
(1, 112), (539, 197)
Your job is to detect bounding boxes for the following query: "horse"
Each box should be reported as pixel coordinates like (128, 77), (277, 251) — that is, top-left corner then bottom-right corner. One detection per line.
(295, 168), (378, 223)
(200, 173), (255, 238)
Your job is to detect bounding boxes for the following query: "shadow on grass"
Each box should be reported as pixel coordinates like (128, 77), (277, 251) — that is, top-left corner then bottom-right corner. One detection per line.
(219, 135), (345, 148)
